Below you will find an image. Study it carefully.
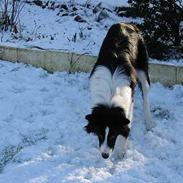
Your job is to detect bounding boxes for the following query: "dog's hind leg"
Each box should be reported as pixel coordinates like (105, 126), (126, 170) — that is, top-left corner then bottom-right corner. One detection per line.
(137, 70), (154, 130)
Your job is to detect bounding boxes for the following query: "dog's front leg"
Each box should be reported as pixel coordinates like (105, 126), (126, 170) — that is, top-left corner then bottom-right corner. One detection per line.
(113, 135), (127, 160)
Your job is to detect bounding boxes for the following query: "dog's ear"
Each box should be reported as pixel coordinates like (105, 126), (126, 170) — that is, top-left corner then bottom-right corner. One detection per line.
(84, 114), (95, 133)
(84, 123), (93, 133)
(124, 118), (130, 125)
(85, 114), (93, 122)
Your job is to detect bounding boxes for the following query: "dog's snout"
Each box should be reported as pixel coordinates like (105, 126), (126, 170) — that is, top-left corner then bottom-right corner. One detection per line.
(102, 153), (109, 159)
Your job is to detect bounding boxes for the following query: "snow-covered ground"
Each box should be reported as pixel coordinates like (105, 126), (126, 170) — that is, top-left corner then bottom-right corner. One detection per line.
(0, 60), (183, 183)
(0, 0), (142, 56)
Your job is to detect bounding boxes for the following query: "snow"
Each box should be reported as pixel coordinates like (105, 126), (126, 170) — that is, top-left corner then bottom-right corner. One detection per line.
(0, 0), (182, 181)
(0, 60), (183, 183)
(0, 0), (142, 56)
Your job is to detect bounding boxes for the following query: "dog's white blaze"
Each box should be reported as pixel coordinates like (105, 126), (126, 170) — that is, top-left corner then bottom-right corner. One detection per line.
(137, 70), (153, 130)
(90, 66), (132, 117)
(100, 127), (112, 155)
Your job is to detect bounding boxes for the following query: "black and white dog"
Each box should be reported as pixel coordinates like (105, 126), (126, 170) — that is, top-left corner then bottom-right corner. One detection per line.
(85, 23), (153, 159)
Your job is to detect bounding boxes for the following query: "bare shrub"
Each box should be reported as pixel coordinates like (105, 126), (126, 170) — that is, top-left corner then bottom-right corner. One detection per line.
(68, 52), (88, 73)
(0, 0), (25, 33)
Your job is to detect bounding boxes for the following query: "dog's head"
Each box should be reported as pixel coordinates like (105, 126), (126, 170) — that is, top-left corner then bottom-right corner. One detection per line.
(84, 105), (130, 159)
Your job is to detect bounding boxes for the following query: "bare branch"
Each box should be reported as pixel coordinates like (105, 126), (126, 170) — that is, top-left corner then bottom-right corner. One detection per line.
(0, 0), (25, 33)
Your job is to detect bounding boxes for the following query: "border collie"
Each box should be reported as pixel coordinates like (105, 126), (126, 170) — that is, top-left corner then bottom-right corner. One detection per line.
(85, 23), (153, 159)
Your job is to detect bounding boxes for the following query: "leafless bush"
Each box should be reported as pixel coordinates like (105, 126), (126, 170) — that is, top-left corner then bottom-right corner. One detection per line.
(68, 52), (87, 74)
(0, 0), (25, 33)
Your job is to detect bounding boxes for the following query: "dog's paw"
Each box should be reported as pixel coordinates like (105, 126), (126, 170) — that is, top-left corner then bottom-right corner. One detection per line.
(146, 121), (155, 131)
(112, 152), (125, 161)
